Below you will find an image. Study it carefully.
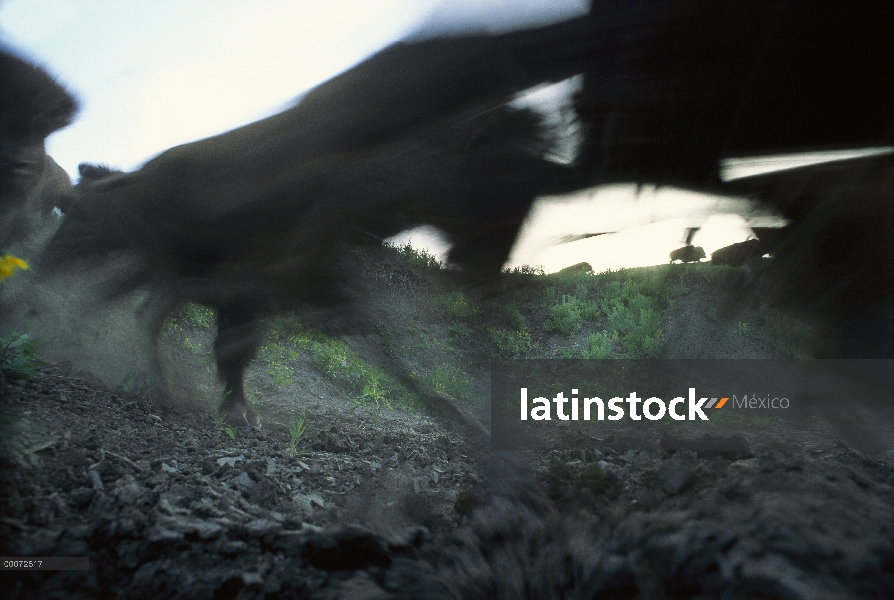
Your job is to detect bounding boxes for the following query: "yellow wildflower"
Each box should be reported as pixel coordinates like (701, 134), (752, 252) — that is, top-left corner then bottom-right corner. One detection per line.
(0, 253), (29, 282)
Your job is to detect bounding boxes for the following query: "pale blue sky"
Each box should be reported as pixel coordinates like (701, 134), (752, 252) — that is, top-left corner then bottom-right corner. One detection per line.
(0, 0), (587, 175)
(2, 0), (817, 271)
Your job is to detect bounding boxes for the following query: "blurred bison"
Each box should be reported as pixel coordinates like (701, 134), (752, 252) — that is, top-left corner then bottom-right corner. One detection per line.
(710, 239), (762, 267)
(726, 153), (894, 356)
(0, 51), (75, 248)
(565, 1), (892, 355)
(669, 245), (705, 264)
(41, 17), (600, 426)
(30, 0), (894, 428)
(1, 51), (75, 336)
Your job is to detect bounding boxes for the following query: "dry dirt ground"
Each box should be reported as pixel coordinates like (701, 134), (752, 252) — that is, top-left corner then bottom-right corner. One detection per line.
(2, 249), (894, 599)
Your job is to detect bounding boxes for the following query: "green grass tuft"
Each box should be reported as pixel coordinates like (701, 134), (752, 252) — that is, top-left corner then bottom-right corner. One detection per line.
(263, 317), (418, 410)
(422, 364), (473, 403)
(215, 416), (236, 439)
(276, 411), (308, 456)
(490, 327), (538, 358)
(433, 290), (480, 321)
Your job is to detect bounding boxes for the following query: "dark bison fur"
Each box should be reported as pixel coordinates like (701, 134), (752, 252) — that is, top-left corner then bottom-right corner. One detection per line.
(0, 51), (75, 336)
(566, 0), (892, 356)
(0, 54), (75, 385)
(27, 1), (894, 427)
(573, 1), (892, 188)
(0, 51), (77, 144)
(40, 17), (601, 425)
(1, 51), (76, 246)
(363, 500), (621, 600)
(0, 155), (70, 250)
(727, 154), (894, 357)
(669, 245), (705, 263)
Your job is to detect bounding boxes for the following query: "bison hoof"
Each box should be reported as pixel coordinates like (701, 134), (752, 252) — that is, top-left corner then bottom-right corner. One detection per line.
(219, 398), (261, 429)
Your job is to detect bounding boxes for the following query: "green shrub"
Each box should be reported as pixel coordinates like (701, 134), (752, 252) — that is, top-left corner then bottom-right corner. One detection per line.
(606, 303), (635, 334)
(257, 342), (296, 387)
(377, 321), (396, 356)
(499, 304), (527, 330)
(165, 303), (216, 333)
(386, 241), (442, 271)
(490, 327), (538, 358)
(433, 290), (480, 321)
(0, 332), (44, 384)
(181, 303), (215, 329)
(215, 416), (236, 439)
(594, 276), (667, 358)
(583, 331), (616, 359)
(506, 264), (546, 276)
(545, 297), (583, 337)
(579, 300), (603, 321)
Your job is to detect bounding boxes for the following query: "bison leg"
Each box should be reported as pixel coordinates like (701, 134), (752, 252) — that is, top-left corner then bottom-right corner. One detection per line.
(214, 303), (263, 427)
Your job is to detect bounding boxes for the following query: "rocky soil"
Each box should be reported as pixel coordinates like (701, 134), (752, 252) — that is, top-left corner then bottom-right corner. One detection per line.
(3, 251), (894, 599)
(4, 362), (894, 599)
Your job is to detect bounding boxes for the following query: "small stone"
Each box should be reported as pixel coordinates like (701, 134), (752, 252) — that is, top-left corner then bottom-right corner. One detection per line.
(730, 458), (759, 470)
(220, 540), (248, 555)
(195, 522), (224, 540)
(291, 493), (313, 512)
(233, 472), (254, 488)
(309, 494), (326, 509)
(68, 487), (94, 508)
(217, 454), (245, 468)
(157, 498), (179, 515)
(88, 470), (104, 491)
(147, 527), (183, 542)
(116, 483), (142, 504)
(245, 519), (279, 537)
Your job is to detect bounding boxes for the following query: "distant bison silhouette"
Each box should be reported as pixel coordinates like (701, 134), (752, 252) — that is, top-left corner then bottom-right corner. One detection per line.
(669, 245), (705, 263)
(710, 239), (762, 267)
(557, 262), (593, 275)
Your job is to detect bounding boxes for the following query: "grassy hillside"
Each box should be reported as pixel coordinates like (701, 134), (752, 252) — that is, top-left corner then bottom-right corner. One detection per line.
(154, 243), (825, 428)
